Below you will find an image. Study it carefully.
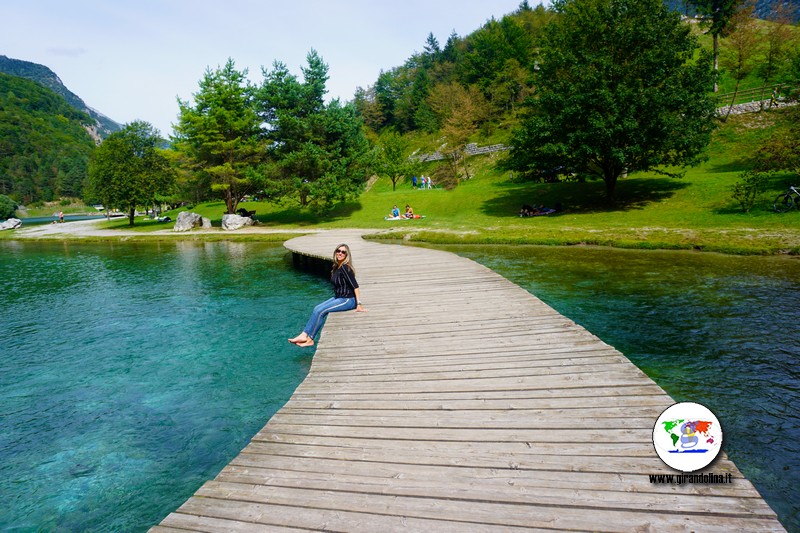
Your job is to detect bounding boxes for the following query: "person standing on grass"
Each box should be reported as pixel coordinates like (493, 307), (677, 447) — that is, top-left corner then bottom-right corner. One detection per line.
(288, 244), (366, 347)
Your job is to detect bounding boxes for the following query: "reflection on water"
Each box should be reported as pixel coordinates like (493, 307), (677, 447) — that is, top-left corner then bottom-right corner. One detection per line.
(0, 241), (329, 532)
(439, 244), (800, 531)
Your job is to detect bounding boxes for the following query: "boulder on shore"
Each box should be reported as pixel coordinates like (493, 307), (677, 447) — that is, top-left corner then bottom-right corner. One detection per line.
(222, 214), (253, 230)
(0, 218), (22, 231)
(173, 211), (204, 232)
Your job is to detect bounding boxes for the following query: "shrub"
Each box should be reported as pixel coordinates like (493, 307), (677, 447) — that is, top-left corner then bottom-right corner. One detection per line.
(731, 170), (769, 212)
(0, 195), (18, 219)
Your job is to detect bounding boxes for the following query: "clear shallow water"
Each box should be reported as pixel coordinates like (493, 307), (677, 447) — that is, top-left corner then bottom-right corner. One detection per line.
(438, 244), (800, 532)
(0, 241), (329, 531)
(3, 241), (799, 531)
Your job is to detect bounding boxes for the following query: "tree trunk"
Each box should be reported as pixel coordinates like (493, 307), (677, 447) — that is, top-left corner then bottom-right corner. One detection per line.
(713, 34), (719, 93)
(604, 171), (619, 204)
(225, 189), (234, 214)
(724, 79), (742, 122)
(128, 207), (135, 226)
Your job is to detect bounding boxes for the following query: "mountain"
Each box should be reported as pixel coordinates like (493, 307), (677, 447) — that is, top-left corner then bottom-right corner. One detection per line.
(0, 72), (96, 203)
(663, 0), (800, 22)
(0, 55), (121, 139)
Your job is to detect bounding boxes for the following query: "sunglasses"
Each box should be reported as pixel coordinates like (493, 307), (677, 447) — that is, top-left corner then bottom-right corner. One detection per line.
(335, 249), (347, 254)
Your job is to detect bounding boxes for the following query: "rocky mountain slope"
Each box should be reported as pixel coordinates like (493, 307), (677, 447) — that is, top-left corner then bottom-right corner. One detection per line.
(0, 55), (121, 139)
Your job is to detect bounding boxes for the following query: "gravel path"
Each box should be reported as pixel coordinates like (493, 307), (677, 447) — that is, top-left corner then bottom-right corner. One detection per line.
(11, 218), (322, 239)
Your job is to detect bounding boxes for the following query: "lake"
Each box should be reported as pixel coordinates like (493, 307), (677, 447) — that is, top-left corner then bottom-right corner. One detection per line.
(0, 241), (329, 531)
(13, 214), (116, 226)
(1, 241), (798, 531)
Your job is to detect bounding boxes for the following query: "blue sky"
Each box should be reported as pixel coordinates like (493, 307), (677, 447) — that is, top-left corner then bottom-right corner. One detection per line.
(1, 0), (527, 136)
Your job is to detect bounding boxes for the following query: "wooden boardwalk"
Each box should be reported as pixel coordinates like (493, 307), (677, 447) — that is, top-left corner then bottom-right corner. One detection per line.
(153, 230), (785, 532)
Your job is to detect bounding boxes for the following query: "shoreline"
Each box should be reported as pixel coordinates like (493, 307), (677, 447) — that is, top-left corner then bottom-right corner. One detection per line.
(6, 218), (323, 239)
(3, 217), (799, 257)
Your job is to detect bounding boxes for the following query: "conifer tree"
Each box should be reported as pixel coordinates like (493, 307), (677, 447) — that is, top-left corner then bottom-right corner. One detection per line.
(174, 59), (263, 214)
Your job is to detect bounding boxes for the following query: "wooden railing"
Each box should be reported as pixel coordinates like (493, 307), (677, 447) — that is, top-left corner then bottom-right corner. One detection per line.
(716, 83), (795, 108)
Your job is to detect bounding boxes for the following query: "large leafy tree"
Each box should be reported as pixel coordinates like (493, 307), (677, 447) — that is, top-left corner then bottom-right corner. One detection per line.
(174, 59), (264, 214)
(504, 0), (717, 202)
(258, 51), (372, 209)
(86, 121), (175, 225)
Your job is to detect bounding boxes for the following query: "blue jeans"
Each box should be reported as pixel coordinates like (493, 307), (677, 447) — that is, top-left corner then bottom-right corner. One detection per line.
(303, 297), (356, 339)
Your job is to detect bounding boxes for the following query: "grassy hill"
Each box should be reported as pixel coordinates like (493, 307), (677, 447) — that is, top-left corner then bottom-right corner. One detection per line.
(74, 107), (798, 255)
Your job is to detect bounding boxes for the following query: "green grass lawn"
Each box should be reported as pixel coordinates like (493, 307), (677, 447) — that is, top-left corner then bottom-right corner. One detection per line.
(175, 109), (796, 255)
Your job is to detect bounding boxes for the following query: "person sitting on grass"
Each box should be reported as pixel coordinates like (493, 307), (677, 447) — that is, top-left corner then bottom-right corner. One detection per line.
(404, 204), (415, 218)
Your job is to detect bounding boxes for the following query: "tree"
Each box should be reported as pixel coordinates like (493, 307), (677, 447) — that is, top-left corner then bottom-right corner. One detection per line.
(0, 194), (17, 219)
(755, 3), (798, 106)
(504, 0), (717, 202)
(173, 59), (264, 214)
(719, 4), (760, 121)
(755, 106), (800, 177)
(423, 32), (441, 65)
(377, 131), (420, 191)
(86, 121), (175, 225)
(353, 85), (385, 133)
(258, 51), (373, 209)
(429, 83), (489, 184)
(689, 0), (744, 91)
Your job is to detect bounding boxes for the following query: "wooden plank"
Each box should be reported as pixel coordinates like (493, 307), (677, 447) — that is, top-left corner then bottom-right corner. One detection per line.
(152, 231), (786, 532)
(210, 467), (777, 516)
(188, 482), (784, 532)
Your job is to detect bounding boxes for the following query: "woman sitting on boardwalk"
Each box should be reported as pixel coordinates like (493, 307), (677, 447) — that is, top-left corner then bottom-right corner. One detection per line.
(288, 244), (366, 347)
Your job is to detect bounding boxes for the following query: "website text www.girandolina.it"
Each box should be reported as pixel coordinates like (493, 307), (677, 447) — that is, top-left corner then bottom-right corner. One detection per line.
(649, 473), (733, 485)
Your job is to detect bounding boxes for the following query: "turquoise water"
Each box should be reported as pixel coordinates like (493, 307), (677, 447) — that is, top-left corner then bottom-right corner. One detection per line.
(0, 241), (329, 531)
(12, 215), (110, 225)
(440, 245), (800, 532)
(3, 241), (799, 531)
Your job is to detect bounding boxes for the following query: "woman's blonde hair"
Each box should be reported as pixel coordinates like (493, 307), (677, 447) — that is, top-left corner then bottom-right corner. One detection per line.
(332, 243), (355, 274)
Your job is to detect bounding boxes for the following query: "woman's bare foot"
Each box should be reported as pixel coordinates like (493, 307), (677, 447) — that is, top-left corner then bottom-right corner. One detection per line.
(295, 338), (315, 347)
(288, 334), (308, 344)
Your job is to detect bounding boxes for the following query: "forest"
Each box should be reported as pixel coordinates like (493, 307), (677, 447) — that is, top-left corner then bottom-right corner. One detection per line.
(0, 73), (96, 204)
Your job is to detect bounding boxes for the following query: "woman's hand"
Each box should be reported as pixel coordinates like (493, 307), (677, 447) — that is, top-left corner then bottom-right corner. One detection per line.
(356, 303), (367, 313)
